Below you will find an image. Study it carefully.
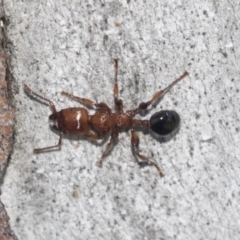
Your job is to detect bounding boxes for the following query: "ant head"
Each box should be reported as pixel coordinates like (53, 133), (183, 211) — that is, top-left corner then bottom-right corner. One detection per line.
(49, 112), (60, 131)
(150, 110), (180, 138)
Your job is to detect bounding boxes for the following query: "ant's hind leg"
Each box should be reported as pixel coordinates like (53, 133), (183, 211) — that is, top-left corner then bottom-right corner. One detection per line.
(34, 133), (63, 153)
(131, 130), (164, 177)
(128, 71), (189, 117)
(98, 128), (118, 167)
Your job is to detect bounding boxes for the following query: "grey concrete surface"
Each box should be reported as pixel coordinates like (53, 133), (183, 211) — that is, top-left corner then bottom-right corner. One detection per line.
(1, 1), (240, 240)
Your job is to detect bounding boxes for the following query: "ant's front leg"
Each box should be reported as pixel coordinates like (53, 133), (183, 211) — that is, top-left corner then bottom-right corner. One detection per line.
(131, 130), (164, 177)
(34, 133), (63, 153)
(61, 91), (111, 112)
(85, 131), (102, 141)
(98, 127), (119, 167)
(128, 71), (189, 117)
(24, 84), (57, 113)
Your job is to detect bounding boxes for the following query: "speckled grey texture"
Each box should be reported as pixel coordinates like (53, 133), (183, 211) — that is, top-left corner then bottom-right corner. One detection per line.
(1, 1), (240, 240)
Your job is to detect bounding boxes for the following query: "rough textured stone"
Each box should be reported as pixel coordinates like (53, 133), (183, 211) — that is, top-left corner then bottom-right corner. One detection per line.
(1, 1), (240, 240)
(0, 2), (16, 240)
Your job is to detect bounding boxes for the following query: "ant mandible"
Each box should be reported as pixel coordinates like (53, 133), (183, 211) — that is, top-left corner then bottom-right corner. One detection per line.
(24, 59), (189, 177)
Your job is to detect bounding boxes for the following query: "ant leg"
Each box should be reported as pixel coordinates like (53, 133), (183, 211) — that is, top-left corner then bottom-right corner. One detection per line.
(128, 71), (189, 117)
(34, 132), (63, 153)
(24, 84), (57, 113)
(61, 91), (111, 111)
(131, 130), (164, 177)
(98, 128), (118, 167)
(61, 91), (95, 108)
(85, 131), (101, 141)
(113, 59), (123, 111)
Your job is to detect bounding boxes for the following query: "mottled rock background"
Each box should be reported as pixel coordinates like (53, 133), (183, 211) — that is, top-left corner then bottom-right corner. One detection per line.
(1, 1), (240, 240)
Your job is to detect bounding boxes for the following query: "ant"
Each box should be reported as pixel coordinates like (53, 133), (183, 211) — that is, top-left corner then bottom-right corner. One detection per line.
(24, 59), (189, 177)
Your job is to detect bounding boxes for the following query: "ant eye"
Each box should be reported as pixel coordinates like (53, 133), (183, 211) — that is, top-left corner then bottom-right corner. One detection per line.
(150, 110), (180, 136)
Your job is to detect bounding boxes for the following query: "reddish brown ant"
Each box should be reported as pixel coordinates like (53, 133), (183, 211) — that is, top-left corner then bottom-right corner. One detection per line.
(24, 59), (188, 177)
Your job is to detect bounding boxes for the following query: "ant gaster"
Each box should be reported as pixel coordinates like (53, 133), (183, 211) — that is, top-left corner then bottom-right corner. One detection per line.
(24, 59), (189, 177)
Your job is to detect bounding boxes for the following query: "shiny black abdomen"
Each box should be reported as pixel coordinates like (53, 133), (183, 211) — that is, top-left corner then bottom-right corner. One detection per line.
(150, 110), (180, 136)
